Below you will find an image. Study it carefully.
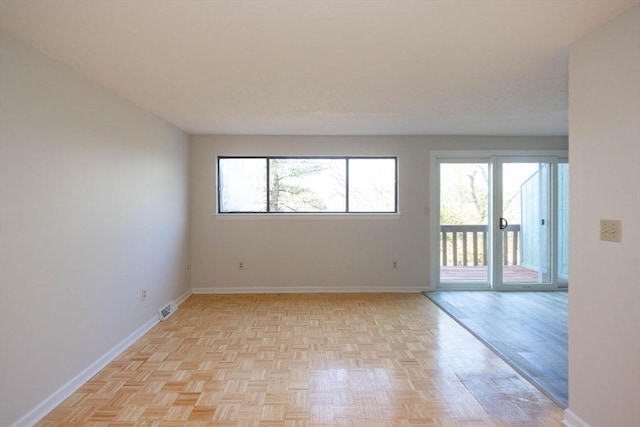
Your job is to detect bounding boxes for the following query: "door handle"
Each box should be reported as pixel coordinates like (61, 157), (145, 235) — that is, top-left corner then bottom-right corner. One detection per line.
(499, 217), (508, 230)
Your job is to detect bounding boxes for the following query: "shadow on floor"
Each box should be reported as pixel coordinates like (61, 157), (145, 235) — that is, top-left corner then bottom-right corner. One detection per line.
(424, 291), (568, 408)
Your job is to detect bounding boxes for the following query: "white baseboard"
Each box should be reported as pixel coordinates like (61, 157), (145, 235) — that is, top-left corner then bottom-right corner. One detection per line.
(563, 409), (590, 427)
(175, 288), (192, 305)
(11, 292), (192, 427)
(11, 315), (158, 427)
(192, 286), (428, 294)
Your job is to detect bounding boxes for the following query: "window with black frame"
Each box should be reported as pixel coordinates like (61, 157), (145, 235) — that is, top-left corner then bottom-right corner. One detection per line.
(218, 157), (397, 214)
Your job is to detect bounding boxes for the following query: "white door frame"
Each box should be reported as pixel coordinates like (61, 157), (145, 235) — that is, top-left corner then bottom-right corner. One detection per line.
(430, 150), (569, 291)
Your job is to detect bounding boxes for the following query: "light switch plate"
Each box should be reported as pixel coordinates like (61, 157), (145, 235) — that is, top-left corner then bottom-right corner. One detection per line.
(600, 219), (622, 242)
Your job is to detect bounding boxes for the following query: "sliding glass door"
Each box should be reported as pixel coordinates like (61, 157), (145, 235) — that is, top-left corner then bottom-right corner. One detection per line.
(495, 160), (551, 289)
(439, 162), (490, 286)
(434, 152), (568, 290)
(557, 162), (569, 286)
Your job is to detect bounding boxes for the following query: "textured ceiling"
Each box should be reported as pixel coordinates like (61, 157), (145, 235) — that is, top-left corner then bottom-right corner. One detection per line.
(1, 0), (637, 136)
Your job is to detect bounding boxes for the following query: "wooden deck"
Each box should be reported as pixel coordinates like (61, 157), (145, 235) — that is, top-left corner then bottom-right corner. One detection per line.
(441, 265), (548, 283)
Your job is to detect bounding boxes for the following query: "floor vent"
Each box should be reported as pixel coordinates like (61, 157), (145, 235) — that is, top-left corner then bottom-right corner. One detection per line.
(158, 301), (177, 321)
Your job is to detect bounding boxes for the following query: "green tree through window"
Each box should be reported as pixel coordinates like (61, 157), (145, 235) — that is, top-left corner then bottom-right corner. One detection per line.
(218, 157), (396, 214)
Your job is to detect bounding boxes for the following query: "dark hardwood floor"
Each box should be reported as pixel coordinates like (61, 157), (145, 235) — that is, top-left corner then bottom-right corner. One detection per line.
(425, 291), (568, 408)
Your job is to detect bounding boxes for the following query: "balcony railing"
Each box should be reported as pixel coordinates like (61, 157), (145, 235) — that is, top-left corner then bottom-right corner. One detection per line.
(440, 224), (521, 266)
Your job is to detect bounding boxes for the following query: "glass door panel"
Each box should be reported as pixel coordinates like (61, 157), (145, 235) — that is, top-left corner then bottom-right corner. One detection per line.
(500, 162), (551, 285)
(557, 163), (569, 284)
(439, 163), (490, 284)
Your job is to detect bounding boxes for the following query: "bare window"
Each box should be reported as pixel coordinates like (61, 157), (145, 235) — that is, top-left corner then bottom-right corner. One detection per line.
(348, 158), (396, 213)
(219, 158), (267, 212)
(218, 157), (397, 214)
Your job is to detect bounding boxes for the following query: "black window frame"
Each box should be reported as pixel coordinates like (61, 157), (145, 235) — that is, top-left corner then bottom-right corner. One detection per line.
(217, 156), (398, 214)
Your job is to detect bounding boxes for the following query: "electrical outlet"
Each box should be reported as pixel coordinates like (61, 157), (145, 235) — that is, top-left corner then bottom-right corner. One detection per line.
(238, 261), (245, 271)
(141, 289), (147, 301)
(600, 219), (622, 242)
(392, 260), (398, 269)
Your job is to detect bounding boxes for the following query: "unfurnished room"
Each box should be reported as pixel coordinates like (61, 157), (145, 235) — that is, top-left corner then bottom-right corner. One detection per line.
(0, 1), (638, 426)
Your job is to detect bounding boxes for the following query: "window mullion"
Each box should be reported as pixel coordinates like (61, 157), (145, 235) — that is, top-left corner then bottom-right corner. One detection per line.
(345, 159), (350, 213)
(266, 158), (271, 213)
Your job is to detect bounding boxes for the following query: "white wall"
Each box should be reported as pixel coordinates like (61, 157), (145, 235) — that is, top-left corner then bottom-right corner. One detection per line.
(567, 6), (640, 427)
(190, 135), (566, 293)
(0, 33), (190, 426)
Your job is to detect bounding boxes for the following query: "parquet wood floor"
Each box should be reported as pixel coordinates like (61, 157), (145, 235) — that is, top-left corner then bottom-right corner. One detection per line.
(38, 294), (564, 426)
